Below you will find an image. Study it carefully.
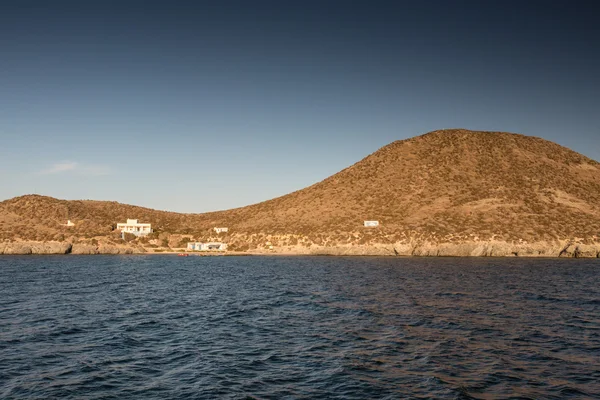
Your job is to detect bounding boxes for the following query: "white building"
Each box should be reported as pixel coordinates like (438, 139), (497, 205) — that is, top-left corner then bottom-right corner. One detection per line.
(214, 227), (229, 233)
(187, 242), (227, 251)
(364, 220), (379, 227)
(64, 220), (75, 227)
(116, 219), (153, 237)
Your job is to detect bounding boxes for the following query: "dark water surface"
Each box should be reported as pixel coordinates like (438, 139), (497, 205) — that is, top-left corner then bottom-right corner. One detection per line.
(1, 256), (599, 399)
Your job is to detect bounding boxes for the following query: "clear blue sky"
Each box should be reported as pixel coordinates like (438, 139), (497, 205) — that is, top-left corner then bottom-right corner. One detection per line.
(1, 1), (598, 212)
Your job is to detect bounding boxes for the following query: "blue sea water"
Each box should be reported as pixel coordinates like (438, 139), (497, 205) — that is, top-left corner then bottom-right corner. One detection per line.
(1, 255), (599, 399)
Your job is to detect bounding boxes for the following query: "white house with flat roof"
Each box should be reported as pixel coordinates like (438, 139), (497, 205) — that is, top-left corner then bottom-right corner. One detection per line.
(116, 219), (152, 237)
(364, 220), (379, 227)
(187, 242), (227, 251)
(214, 227), (229, 233)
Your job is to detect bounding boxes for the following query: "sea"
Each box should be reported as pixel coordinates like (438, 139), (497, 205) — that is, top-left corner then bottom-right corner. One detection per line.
(1, 255), (599, 399)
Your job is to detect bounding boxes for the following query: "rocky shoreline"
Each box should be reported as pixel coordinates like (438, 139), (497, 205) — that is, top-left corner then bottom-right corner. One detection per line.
(0, 242), (144, 255)
(270, 241), (600, 258)
(1, 240), (599, 258)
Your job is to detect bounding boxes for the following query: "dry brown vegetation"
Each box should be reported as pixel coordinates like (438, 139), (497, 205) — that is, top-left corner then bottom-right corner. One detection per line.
(1, 129), (599, 246)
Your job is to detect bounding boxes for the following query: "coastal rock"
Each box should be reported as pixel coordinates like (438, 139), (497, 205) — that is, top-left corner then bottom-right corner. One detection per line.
(573, 244), (600, 258)
(0, 241), (72, 255)
(251, 240), (600, 258)
(410, 242), (484, 257)
(264, 243), (396, 256)
(71, 244), (99, 255)
(486, 242), (515, 257)
(410, 243), (437, 256)
(441, 243), (480, 257)
(1, 238), (597, 258)
(392, 243), (414, 256)
(98, 245), (121, 254)
(30, 242), (72, 254)
(385, 240), (588, 258)
(2, 243), (32, 255)
(71, 244), (145, 254)
(98, 245), (140, 254)
(514, 243), (558, 257)
(559, 244), (577, 258)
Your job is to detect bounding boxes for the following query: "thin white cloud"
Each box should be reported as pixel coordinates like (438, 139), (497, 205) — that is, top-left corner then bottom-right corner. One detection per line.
(39, 161), (112, 176)
(40, 161), (78, 174)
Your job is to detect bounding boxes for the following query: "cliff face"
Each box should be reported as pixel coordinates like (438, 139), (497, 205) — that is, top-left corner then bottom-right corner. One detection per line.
(1, 129), (599, 256)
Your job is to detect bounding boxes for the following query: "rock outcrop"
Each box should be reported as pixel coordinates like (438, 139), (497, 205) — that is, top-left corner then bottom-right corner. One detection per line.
(0, 242), (146, 255)
(254, 240), (600, 258)
(0, 243), (32, 255)
(70, 244), (99, 255)
(70, 244), (145, 255)
(98, 245), (132, 255)
(573, 244), (600, 258)
(399, 240), (599, 258)
(0, 241), (72, 255)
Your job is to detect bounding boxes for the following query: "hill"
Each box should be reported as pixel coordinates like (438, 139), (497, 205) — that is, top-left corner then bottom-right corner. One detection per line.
(2, 129), (600, 255)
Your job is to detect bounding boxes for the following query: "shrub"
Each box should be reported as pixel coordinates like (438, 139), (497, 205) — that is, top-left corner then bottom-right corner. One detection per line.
(178, 237), (191, 247)
(123, 232), (137, 242)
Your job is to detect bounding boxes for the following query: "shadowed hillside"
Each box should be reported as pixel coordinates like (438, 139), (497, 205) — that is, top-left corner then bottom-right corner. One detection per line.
(2, 129), (599, 251)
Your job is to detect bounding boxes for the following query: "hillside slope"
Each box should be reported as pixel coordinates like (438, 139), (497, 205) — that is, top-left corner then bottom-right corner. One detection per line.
(1, 129), (599, 252)
(206, 129), (600, 245)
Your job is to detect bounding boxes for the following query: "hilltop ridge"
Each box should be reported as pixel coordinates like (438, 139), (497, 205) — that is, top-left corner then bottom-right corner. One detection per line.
(1, 129), (599, 256)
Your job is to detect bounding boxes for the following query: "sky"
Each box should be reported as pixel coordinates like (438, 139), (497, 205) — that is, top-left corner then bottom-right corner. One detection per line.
(1, 0), (598, 213)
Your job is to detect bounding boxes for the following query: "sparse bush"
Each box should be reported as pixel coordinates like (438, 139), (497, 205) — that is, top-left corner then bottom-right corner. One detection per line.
(178, 237), (191, 247)
(123, 232), (136, 243)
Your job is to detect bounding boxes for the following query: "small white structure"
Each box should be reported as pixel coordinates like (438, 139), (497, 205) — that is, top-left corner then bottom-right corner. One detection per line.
(214, 227), (229, 233)
(364, 220), (379, 227)
(116, 219), (153, 237)
(187, 242), (227, 251)
(64, 220), (75, 227)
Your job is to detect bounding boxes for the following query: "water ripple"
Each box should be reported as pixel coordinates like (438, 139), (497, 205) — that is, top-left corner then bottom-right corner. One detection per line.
(1, 255), (599, 399)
